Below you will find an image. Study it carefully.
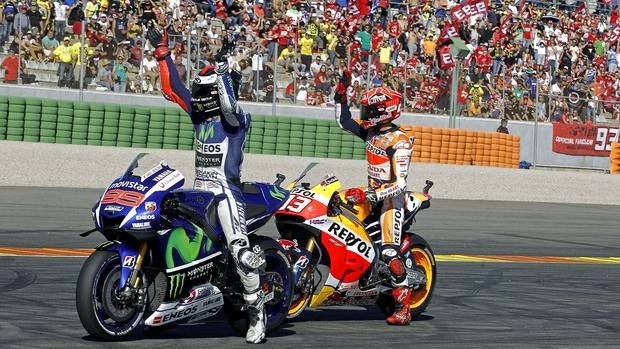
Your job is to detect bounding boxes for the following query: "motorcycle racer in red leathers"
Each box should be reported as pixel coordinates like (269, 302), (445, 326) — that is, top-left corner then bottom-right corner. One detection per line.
(334, 72), (416, 325)
(146, 28), (266, 343)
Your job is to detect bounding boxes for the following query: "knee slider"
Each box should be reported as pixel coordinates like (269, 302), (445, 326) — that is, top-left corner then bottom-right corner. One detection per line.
(381, 247), (406, 280)
(230, 238), (264, 270)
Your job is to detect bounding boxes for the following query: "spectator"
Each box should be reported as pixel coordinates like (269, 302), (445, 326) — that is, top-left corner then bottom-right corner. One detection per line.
(1, 1), (18, 48)
(41, 29), (59, 60)
(52, 0), (69, 41)
(84, 0), (99, 19)
(296, 75), (309, 103)
(94, 58), (113, 90)
(306, 84), (324, 106)
(314, 64), (331, 94)
(225, 0), (243, 27)
(299, 32), (314, 72)
(112, 7), (129, 41)
(22, 31), (44, 61)
(173, 53), (187, 82)
(0, 48), (19, 83)
(26, 3), (44, 35)
(12, 4), (30, 37)
(496, 118), (509, 134)
(276, 42), (298, 73)
(112, 53), (128, 92)
(309, 55), (322, 77)
(128, 39), (143, 67)
(53, 36), (74, 88)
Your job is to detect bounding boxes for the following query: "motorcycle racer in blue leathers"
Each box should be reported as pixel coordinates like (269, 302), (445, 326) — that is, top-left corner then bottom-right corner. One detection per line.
(146, 28), (265, 344)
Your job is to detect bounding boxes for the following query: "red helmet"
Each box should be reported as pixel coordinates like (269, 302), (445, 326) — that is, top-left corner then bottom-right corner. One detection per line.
(360, 87), (402, 129)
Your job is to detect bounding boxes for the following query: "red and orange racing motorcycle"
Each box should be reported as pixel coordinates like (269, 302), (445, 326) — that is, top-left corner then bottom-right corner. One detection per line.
(275, 169), (436, 319)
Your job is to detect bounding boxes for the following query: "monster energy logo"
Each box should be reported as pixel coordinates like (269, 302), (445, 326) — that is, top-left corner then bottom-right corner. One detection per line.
(270, 187), (286, 200)
(198, 124), (215, 140)
(168, 273), (185, 298)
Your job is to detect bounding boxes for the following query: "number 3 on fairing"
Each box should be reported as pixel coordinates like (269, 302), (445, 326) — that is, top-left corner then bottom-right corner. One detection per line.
(282, 195), (311, 213)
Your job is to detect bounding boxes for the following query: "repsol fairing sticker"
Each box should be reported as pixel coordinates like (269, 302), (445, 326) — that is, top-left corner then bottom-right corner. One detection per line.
(313, 220), (376, 263)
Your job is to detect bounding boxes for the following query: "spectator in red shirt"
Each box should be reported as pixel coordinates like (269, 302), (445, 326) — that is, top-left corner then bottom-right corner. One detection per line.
(1, 49), (20, 84)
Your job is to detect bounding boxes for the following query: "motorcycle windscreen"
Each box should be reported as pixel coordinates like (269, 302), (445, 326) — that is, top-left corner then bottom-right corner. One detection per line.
(94, 153), (185, 231)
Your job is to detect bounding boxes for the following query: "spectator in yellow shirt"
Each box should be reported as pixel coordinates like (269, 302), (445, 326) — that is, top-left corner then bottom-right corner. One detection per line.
(422, 36), (436, 59)
(71, 40), (94, 86)
(53, 36), (74, 88)
(325, 29), (338, 65)
(277, 43), (303, 74)
(299, 32), (314, 72)
(378, 40), (392, 70)
(84, 0), (99, 19)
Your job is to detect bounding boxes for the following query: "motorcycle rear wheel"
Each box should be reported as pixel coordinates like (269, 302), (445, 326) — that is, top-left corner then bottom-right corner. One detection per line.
(377, 234), (437, 319)
(76, 251), (145, 341)
(224, 236), (293, 335)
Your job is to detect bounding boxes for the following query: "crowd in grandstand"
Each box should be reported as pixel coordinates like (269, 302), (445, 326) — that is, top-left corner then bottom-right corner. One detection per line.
(0, 0), (619, 123)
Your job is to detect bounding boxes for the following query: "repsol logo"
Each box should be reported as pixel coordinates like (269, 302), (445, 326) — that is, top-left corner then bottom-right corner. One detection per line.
(327, 222), (372, 259)
(195, 140), (222, 153)
(394, 209), (402, 244)
(291, 188), (315, 198)
(366, 143), (386, 156)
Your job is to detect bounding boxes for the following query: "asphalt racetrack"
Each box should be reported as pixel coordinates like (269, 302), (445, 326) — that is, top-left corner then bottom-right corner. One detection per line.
(1, 141), (619, 348)
(1, 186), (619, 349)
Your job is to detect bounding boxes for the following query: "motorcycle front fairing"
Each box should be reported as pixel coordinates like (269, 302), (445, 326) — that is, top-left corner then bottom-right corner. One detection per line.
(91, 154), (186, 289)
(92, 153), (185, 240)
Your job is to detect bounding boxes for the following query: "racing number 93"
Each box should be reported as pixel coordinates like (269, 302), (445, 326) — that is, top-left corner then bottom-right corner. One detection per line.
(101, 189), (145, 207)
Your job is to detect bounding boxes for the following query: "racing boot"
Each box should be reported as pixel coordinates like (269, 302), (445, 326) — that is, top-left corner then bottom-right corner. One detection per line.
(244, 289), (266, 344)
(386, 287), (412, 326)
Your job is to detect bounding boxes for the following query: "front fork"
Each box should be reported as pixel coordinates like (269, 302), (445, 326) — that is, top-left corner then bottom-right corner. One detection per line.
(279, 236), (317, 292)
(100, 241), (149, 304)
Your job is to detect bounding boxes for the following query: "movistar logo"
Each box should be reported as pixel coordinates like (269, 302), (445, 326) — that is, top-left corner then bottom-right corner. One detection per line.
(168, 273), (185, 298)
(165, 224), (212, 269)
(199, 124), (215, 140)
(96, 241), (114, 250)
(270, 187), (286, 200)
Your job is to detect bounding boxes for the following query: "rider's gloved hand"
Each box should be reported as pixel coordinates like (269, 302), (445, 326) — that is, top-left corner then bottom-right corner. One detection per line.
(215, 36), (236, 74)
(334, 69), (351, 104)
(345, 187), (366, 204)
(145, 24), (170, 61)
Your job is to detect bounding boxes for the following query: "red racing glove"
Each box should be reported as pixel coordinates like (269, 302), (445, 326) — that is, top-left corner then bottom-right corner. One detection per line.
(345, 187), (366, 204)
(334, 69), (352, 104)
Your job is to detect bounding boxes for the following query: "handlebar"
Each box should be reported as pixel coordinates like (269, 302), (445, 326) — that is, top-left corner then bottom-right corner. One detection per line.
(423, 180), (434, 195)
(274, 173), (285, 186)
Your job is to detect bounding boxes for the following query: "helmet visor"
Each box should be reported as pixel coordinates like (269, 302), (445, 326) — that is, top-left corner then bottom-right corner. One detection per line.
(360, 104), (382, 121)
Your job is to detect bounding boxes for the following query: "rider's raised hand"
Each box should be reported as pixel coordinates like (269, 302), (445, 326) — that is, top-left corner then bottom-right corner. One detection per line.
(145, 22), (170, 61)
(334, 69), (352, 104)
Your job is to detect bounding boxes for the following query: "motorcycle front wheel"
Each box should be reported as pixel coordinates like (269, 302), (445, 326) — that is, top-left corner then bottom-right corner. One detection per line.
(76, 251), (145, 341)
(224, 236), (294, 335)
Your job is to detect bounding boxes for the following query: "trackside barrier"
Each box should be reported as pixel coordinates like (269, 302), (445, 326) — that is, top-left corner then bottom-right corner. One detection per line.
(0, 95), (520, 167)
(403, 126), (520, 168)
(610, 142), (620, 174)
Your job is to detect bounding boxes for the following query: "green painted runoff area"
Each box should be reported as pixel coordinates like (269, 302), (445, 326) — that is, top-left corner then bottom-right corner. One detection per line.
(0, 95), (365, 159)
